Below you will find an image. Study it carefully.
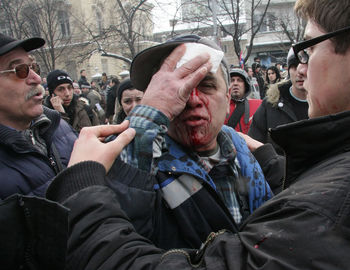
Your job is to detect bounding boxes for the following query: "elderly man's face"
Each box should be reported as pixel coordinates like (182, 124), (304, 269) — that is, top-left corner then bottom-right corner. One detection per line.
(297, 20), (350, 118)
(0, 48), (43, 130)
(168, 67), (230, 152)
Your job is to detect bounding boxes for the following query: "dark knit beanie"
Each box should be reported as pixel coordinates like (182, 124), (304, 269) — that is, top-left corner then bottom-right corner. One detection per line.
(47, 70), (73, 95)
(117, 78), (135, 105)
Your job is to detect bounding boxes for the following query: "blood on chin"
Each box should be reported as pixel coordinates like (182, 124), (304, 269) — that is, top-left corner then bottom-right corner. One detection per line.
(181, 127), (212, 148)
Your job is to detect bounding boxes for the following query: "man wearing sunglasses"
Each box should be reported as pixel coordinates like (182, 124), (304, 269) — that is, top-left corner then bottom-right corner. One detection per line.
(0, 34), (77, 268)
(0, 33), (77, 200)
(45, 0), (350, 269)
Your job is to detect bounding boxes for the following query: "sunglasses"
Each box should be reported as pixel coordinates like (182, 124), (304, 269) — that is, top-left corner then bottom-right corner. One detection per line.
(0, 63), (40, 79)
(293, 25), (350, 64)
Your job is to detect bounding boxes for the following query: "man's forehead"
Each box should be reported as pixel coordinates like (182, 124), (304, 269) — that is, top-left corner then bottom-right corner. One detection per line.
(303, 20), (322, 40)
(0, 47), (29, 65)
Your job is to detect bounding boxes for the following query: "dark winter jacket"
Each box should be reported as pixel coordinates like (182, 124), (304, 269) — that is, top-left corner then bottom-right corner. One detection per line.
(254, 73), (265, 98)
(47, 109), (350, 270)
(0, 107), (76, 199)
(0, 194), (68, 270)
(248, 80), (308, 154)
(78, 75), (88, 88)
(117, 104), (283, 249)
(109, 135), (278, 249)
(43, 95), (100, 132)
(106, 84), (118, 119)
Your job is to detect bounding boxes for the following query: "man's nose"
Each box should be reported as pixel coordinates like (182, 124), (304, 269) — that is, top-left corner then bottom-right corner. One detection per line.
(26, 69), (41, 85)
(297, 63), (307, 78)
(187, 88), (203, 107)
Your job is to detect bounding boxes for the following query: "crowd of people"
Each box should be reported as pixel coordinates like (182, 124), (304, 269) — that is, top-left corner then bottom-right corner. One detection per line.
(1, 0), (350, 269)
(36, 64), (144, 134)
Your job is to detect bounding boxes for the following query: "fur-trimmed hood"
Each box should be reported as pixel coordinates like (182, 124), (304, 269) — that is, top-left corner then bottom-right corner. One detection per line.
(266, 80), (292, 107)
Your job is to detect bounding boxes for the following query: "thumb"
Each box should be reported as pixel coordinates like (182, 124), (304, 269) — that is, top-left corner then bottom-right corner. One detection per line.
(110, 128), (136, 152)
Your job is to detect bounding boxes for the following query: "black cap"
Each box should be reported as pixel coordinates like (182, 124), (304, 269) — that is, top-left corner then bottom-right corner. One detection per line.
(130, 34), (229, 91)
(0, 33), (45, 56)
(47, 70), (73, 95)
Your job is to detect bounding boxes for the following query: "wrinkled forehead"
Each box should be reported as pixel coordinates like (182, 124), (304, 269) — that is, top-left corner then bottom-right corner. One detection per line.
(0, 47), (30, 68)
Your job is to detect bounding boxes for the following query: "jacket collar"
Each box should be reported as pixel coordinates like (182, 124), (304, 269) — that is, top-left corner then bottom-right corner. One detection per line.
(0, 107), (60, 152)
(157, 129), (238, 189)
(271, 110), (350, 187)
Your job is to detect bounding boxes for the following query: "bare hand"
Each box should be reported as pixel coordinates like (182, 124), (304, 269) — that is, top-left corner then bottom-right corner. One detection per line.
(68, 121), (136, 173)
(141, 44), (212, 120)
(238, 132), (263, 152)
(50, 94), (65, 113)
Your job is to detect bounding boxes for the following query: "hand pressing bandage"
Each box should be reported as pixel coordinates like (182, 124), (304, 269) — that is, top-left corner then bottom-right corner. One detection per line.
(176, 43), (224, 73)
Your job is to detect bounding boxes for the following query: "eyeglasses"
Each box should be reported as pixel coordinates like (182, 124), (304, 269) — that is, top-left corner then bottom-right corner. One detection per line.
(31, 63), (40, 76)
(293, 26), (350, 64)
(0, 63), (39, 79)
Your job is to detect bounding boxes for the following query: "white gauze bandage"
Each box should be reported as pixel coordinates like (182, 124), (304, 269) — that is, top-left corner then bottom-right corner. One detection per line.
(176, 43), (224, 73)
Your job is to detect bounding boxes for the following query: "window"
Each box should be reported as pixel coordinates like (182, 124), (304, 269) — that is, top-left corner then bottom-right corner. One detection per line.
(254, 12), (277, 33)
(96, 10), (103, 34)
(66, 61), (77, 81)
(58, 10), (70, 37)
(267, 13), (277, 32)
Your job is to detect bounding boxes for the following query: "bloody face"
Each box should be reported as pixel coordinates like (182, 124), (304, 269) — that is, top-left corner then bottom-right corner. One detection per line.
(167, 68), (230, 152)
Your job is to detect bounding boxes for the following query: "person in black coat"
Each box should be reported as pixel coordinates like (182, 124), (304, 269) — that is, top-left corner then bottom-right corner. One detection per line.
(248, 47), (308, 155)
(105, 77), (120, 123)
(252, 62), (266, 98)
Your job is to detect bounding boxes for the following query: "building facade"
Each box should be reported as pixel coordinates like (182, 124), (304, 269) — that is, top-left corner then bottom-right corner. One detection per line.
(0, 0), (154, 82)
(152, 0), (303, 68)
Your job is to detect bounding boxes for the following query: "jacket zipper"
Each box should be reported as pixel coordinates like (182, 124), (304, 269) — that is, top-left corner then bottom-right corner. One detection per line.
(28, 130), (36, 145)
(49, 156), (57, 169)
(160, 230), (227, 267)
